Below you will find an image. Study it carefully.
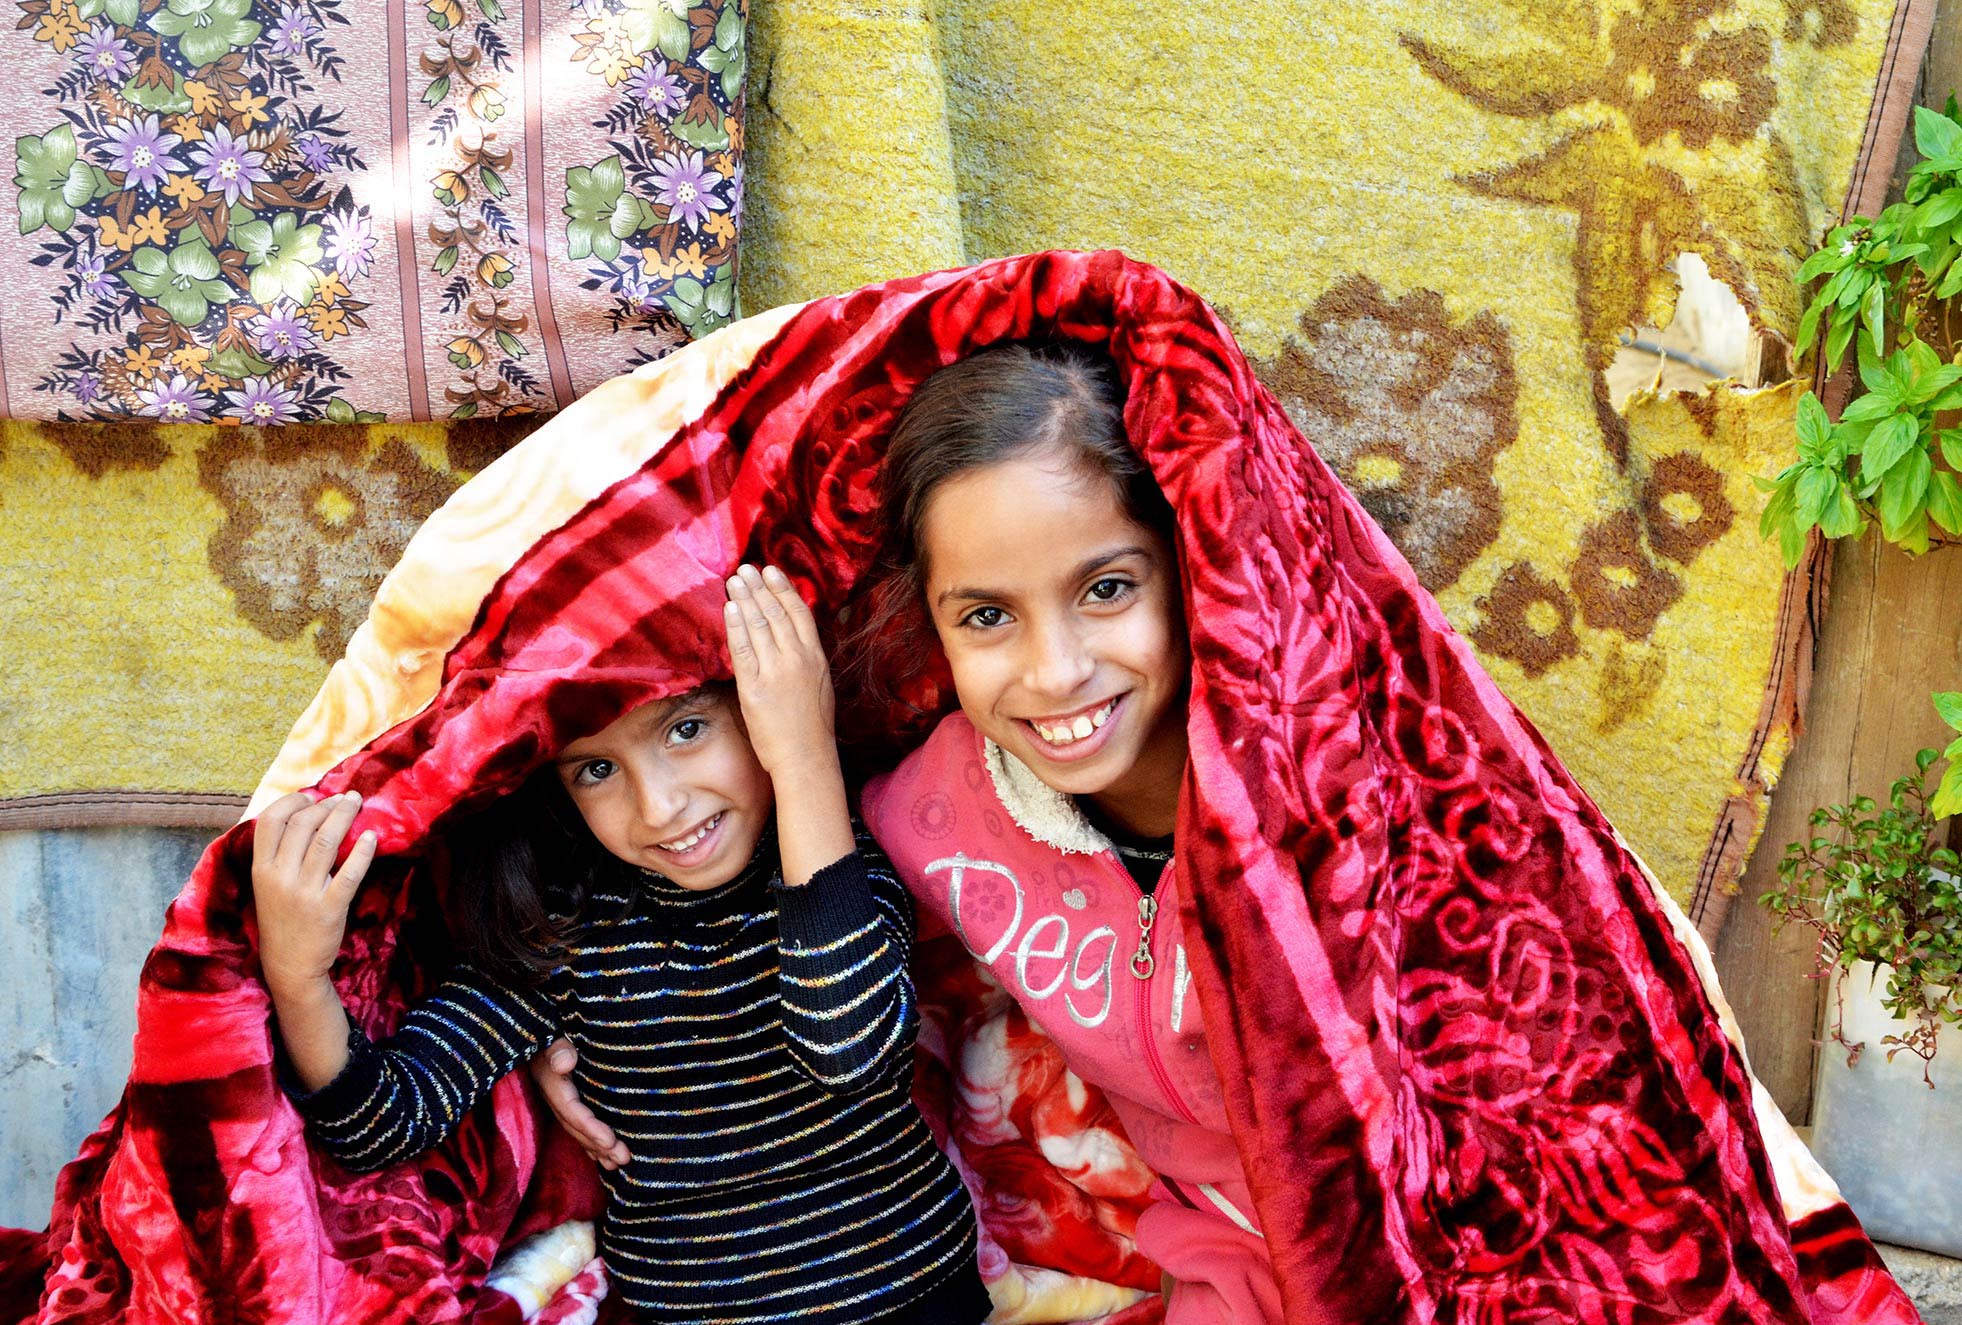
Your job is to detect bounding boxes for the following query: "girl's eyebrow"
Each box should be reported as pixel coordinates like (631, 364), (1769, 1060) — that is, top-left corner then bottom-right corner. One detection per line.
(554, 692), (708, 763)
(934, 545), (1152, 610)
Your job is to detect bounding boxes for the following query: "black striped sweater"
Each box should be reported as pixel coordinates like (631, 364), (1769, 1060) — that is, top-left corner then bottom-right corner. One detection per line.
(290, 831), (980, 1323)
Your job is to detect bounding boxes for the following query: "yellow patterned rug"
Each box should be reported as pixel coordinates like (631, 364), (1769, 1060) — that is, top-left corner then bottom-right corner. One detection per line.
(0, 0), (1933, 936)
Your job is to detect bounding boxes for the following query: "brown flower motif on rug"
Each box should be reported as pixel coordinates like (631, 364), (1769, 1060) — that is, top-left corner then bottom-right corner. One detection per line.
(197, 428), (466, 659)
(1402, 0), (1805, 463)
(1569, 509), (1683, 639)
(1642, 450), (1735, 564)
(1250, 277), (1520, 592)
(1470, 562), (1582, 678)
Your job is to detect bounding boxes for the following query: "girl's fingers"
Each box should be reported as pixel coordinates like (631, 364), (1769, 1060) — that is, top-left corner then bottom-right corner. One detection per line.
(727, 571), (777, 660)
(275, 794), (344, 874)
(723, 601), (758, 678)
(254, 791), (310, 863)
(301, 795), (362, 878)
(327, 830), (378, 907)
(761, 565), (821, 650)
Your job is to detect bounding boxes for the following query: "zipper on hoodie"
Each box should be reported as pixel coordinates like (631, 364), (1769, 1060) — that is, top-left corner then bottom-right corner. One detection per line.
(1106, 852), (1199, 1127)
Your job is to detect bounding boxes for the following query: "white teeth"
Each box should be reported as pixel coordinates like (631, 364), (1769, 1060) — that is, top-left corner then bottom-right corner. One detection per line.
(1031, 699), (1118, 747)
(659, 812), (721, 852)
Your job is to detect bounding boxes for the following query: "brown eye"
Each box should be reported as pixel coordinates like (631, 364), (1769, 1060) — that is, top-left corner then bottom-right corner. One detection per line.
(666, 717), (707, 746)
(573, 759), (615, 788)
(959, 605), (1008, 630)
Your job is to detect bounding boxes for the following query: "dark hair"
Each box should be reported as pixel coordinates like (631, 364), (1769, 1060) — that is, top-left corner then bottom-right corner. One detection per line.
(840, 341), (1175, 729)
(445, 767), (617, 986)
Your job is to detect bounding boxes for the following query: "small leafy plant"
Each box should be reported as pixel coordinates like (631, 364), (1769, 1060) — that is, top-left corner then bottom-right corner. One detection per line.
(1761, 693), (1962, 1080)
(1760, 102), (1962, 562)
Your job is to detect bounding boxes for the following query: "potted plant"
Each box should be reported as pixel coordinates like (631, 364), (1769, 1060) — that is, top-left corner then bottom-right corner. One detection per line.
(1758, 104), (1962, 562)
(1761, 692), (1962, 1255)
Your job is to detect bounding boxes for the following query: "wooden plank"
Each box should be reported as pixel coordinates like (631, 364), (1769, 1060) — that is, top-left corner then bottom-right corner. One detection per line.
(1716, 537), (1962, 1122)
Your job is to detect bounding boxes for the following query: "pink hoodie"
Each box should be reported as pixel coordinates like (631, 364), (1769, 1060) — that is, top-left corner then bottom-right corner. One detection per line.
(864, 713), (1283, 1325)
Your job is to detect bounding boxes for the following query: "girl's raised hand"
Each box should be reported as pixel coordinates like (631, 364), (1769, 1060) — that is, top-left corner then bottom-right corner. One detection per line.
(723, 564), (836, 779)
(252, 790), (378, 997)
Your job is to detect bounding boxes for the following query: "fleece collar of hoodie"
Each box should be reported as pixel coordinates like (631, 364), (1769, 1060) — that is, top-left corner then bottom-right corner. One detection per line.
(980, 737), (1116, 857)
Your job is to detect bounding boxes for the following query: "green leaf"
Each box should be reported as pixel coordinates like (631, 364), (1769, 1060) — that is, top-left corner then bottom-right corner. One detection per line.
(121, 74), (193, 115)
(209, 347), (275, 379)
(480, 166), (507, 199)
(105, 0), (138, 20)
(1941, 262), (1962, 299)
(1798, 247), (1847, 282)
(423, 75), (451, 106)
(1797, 464), (1839, 528)
(1936, 692), (1962, 733)
(60, 162), (112, 210)
(324, 397), (357, 424)
(1916, 105), (1962, 164)
(1838, 393), (1897, 424)
(1914, 190), (1962, 229)
(1758, 474), (1797, 541)
(1863, 279), (1886, 351)
(621, 0), (692, 59)
(450, 400), (479, 420)
(1796, 392), (1833, 449)
(494, 329), (527, 358)
(1827, 316), (1857, 373)
(1929, 470), (1962, 535)
(1820, 485), (1865, 538)
(433, 245), (460, 275)
(1796, 298), (1825, 356)
(1942, 429), (1962, 470)
(1907, 337), (1946, 386)
(1932, 760), (1962, 820)
(13, 125), (81, 235)
(669, 112), (730, 153)
(119, 248), (170, 298)
(1877, 446), (1933, 535)
(1836, 269), (1874, 310)
(476, 0), (505, 18)
(1819, 264), (1859, 310)
(1859, 413), (1921, 479)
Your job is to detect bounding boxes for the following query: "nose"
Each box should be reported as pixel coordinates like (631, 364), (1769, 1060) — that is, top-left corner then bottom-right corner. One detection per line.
(1021, 614), (1096, 700)
(628, 767), (688, 833)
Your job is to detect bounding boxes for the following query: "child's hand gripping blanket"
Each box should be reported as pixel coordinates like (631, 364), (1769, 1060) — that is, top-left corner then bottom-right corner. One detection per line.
(0, 251), (1922, 1325)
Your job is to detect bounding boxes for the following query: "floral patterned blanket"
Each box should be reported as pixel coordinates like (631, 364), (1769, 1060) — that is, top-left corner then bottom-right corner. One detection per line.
(1, 0), (745, 422)
(0, 253), (1924, 1323)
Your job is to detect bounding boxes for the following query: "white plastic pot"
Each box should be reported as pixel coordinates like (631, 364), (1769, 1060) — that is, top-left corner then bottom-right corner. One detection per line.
(1810, 960), (1962, 1257)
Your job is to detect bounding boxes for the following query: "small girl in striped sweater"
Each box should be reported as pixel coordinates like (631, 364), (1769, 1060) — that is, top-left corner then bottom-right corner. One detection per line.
(252, 564), (987, 1325)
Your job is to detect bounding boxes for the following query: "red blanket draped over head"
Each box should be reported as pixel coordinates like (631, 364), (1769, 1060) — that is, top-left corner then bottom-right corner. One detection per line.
(0, 252), (1921, 1325)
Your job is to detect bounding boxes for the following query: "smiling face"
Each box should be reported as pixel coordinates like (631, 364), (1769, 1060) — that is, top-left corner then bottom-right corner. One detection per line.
(553, 687), (773, 890)
(919, 446), (1190, 836)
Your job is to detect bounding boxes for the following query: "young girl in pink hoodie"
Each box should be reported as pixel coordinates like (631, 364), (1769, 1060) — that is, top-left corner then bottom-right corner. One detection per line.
(849, 343), (1281, 1325)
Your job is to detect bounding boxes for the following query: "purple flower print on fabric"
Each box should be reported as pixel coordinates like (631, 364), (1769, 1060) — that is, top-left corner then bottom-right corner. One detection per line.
(74, 255), (115, 302)
(294, 135), (335, 175)
(101, 115), (184, 195)
(135, 374), (214, 423)
(224, 377), (304, 425)
(74, 21), (135, 84)
(250, 301), (317, 362)
(627, 59), (686, 115)
(191, 124), (273, 207)
(649, 150), (726, 232)
(322, 211), (376, 280)
(270, 5), (319, 58)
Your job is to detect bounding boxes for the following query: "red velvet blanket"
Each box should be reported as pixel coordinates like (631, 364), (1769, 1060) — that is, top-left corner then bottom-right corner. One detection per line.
(0, 252), (1919, 1324)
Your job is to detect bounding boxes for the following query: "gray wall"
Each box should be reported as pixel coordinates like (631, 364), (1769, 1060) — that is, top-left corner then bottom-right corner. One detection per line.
(1, 827), (214, 1229)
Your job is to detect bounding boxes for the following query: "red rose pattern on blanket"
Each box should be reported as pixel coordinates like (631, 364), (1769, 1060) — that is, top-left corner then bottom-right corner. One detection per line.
(0, 252), (1922, 1325)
